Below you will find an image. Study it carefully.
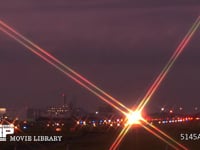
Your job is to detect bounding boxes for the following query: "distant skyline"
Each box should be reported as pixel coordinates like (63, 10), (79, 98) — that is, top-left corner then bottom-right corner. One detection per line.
(0, 1), (200, 113)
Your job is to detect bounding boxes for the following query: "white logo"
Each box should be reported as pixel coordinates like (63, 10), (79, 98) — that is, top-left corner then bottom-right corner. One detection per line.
(0, 124), (14, 141)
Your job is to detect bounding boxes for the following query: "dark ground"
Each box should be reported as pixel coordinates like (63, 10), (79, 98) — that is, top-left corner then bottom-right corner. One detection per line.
(1, 121), (200, 150)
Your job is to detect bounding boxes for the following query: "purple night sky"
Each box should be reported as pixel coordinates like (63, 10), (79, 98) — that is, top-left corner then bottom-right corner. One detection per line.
(0, 0), (200, 113)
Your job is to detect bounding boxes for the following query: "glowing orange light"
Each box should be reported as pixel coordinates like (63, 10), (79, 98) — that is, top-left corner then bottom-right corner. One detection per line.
(109, 16), (200, 149)
(55, 127), (62, 132)
(1, 17), (199, 150)
(10, 124), (14, 127)
(125, 110), (142, 125)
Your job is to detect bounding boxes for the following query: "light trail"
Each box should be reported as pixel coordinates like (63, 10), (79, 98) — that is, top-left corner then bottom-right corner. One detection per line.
(1, 16), (199, 150)
(0, 20), (132, 116)
(0, 20), (131, 115)
(109, 124), (132, 150)
(141, 125), (179, 150)
(136, 16), (200, 112)
(110, 16), (200, 149)
(1, 22), (183, 150)
(141, 119), (188, 150)
(110, 118), (188, 150)
(110, 110), (144, 150)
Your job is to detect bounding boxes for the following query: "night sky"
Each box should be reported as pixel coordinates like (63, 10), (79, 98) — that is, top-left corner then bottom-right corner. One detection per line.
(0, 0), (200, 113)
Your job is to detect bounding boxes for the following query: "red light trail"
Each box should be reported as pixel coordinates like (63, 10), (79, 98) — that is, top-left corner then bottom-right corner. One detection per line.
(136, 16), (200, 112)
(141, 119), (188, 150)
(0, 16), (199, 150)
(0, 20), (131, 116)
(110, 16), (200, 150)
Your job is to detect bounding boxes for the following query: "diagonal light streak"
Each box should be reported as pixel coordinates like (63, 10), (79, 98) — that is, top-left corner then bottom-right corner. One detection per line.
(109, 120), (183, 150)
(141, 119), (188, 150)
(1, 22), (184, 150)
(109, 125), (132, 150)
(136, 16), (200, 112)
(0, 20), (132, 116)
(141, 124), (179, 150)
(1, 16), (199, 150)
(110, 118), (188, 150)
(0, 20), (131, 115)
(110, 16), (200, 149)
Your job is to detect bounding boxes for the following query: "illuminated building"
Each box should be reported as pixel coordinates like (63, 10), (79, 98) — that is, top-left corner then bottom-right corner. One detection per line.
(47, 105), (70, 118)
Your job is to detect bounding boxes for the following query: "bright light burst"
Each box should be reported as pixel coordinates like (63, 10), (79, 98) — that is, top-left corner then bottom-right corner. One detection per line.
(125, 110), (142, 125)
(0, 16), (199, 150)
(110, 16), (200, 150)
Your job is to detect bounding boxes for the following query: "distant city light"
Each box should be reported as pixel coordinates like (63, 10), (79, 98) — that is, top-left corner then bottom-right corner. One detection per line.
(83, 121), (86, 126)
(55, 127), (62, 132)
(0, 108), (6, 114)
(93, 123), (96, 127)
(0, 16), (199, 150)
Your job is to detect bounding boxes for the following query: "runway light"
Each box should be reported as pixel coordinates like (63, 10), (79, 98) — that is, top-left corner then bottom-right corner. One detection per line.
(10, 124), (14, 127)
(126, 111), (142, 125)
(1, 18), (198, 150)
(83, 121), (86, 126)
(55, 127), (62, 132)
(196, 117), (200, 120)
